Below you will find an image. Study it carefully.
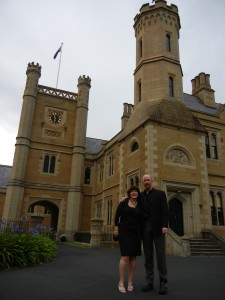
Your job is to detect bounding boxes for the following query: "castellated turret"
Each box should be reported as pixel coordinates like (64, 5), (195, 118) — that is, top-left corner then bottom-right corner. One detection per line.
(65, 74), (91, 238)
(77, 75), (91, 107)
(24, 62), (42, 96)
(3, 62), (41, 220)
(133, 0), (183, 107)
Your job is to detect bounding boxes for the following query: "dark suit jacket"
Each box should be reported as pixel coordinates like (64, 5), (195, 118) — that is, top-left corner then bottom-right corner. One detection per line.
(139, 188), (169, 236)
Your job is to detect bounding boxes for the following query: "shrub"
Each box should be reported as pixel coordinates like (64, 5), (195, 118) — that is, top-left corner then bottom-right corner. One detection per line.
(0, 232), (57, 271)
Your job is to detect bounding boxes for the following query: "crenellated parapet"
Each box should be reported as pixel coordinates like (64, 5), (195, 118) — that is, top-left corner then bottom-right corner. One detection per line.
(134, 0), (180, 37)
(26, 62), (42, 76)
(133, 0), (183, 106)
(78, 75), (91, 88)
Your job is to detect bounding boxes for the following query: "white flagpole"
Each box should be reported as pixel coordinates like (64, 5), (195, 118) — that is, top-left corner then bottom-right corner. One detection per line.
(56, 43), (63, 89)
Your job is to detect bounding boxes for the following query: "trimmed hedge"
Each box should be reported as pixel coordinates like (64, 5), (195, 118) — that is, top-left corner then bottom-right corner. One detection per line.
(0, 232), (57, 270)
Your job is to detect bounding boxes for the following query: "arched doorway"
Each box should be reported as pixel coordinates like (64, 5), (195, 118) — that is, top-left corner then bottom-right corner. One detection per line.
(169, 198), (184, 236)
(28, 200), (59, 232)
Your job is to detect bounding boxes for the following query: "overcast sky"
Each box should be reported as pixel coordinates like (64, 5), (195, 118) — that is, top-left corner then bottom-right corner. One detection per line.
(1, 0), (225, 166)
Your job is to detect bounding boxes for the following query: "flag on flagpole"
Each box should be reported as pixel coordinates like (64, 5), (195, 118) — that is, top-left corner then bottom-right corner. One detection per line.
(53, 45), (62, 59)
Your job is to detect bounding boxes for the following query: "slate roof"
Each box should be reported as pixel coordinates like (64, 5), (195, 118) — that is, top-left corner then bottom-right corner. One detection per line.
(0, 165), (11, 188)
(183, 93), (222, 115)
(85, 137), (107, 154)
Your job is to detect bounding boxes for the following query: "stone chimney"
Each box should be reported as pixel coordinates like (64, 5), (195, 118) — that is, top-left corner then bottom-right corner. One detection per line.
(191, 72), (216, 108)
(121, 103), (134, 129)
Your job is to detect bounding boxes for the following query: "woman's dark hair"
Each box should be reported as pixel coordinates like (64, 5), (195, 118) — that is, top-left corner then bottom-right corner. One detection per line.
(127, 185), (140, 198)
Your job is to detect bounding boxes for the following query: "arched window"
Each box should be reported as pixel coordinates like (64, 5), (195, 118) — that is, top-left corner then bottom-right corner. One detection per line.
(166, 34), (171, 52)
(131, 141), (139, 152)
(84, 167), (91, 184)
(169, 77), (174, 97)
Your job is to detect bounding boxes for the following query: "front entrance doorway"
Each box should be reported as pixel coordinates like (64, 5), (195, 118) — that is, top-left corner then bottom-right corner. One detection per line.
(169, 198), (184, 236)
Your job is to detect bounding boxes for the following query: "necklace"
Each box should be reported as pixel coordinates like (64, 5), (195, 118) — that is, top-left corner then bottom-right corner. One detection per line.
(129, 199), (137, 207)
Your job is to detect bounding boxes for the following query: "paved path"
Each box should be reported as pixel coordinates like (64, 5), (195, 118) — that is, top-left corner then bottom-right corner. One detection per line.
(1, 243), (225, 300)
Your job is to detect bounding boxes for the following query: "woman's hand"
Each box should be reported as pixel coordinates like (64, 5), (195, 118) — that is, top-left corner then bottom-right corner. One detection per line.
(120, 196), (127, 203)
(114, 226), (119, 236)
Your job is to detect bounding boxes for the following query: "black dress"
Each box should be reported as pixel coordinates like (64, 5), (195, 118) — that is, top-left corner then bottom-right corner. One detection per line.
(114, 199), (142, 256)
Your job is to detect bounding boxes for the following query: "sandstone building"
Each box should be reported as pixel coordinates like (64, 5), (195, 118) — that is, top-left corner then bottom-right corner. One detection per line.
(1, 0), (225, 255)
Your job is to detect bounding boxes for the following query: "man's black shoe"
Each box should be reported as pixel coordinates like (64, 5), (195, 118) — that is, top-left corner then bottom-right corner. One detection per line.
(159, 282), (168, 295)
(142, 283), (153, 292)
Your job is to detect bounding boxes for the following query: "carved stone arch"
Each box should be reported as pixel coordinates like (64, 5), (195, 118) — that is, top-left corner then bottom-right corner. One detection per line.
(150, 14), (155, 20)
(156, 12), (161, 19)
(28, 199), (60, 232)
(164, 144), (196, 168)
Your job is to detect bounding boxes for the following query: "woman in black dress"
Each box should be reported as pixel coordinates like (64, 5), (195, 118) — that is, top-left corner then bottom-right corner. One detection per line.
(114, 186), (142, 293)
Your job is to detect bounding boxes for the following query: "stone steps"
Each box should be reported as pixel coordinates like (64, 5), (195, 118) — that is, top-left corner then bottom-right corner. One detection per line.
(189, 238), (225, 256)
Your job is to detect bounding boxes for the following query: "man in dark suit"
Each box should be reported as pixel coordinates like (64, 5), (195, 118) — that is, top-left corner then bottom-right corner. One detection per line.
(140, 174), (169, 295)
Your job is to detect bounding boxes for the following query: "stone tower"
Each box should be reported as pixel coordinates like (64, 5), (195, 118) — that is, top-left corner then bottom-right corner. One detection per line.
(133, 0), (183, 107)
(65, 75), (91, 238)
(3, 62), (41, 219)
(120, 0), (201, 140)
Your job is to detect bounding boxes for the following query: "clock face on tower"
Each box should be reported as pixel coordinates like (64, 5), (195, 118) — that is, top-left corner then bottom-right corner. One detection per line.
(49, 111), (62, 124)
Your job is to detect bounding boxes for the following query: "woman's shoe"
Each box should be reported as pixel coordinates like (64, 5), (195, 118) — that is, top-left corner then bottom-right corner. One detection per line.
(118, 284), (126, 293)
(127, 283), (134, 292)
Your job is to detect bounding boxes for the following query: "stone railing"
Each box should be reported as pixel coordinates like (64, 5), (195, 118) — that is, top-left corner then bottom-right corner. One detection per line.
(38, 85), (77, 101)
